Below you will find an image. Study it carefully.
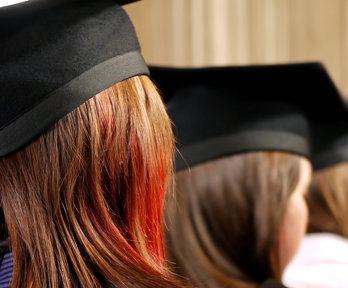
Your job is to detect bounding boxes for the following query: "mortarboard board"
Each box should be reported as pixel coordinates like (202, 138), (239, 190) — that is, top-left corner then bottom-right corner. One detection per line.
(0, 0), (139, 11)
(0, 0), (148, 157)
(150, 63), (346, 171)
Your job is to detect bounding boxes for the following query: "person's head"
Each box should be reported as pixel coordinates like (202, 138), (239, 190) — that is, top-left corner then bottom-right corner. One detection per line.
(0, 1), (181, 287)
(307, 162), (348, 237)
(305, 115), (348, 238)
(150, 65), (322, 287)
(294, 84), (348, 240)
(165, 152), (311, 288)
(0, 76), (179, 288)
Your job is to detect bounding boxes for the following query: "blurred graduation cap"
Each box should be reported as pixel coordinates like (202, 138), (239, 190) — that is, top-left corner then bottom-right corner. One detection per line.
(150, 63), (347, 171)
(311, 103), (348, 170)
(0, 0), (148, 156)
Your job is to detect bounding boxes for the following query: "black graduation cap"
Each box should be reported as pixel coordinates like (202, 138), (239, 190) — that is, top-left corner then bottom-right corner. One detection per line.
(150, 63), (346, 171)
(0, 0), (148, 157)
(310, 102), (348, 170)
(0, 0), (139, 12)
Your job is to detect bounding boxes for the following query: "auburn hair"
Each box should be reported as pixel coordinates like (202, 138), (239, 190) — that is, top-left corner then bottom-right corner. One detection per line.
(164, 152), (303, 288)
(308, 162), (348, 237)
(0, 75), (183, 288)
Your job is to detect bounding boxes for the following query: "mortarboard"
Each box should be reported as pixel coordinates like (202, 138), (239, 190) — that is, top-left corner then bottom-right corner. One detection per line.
(150, 63), (345, 171)
(310, 103), (348, 170)
(0, 0), (148, 156)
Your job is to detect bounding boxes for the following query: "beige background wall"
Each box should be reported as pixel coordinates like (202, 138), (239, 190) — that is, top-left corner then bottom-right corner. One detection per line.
(125, 0), (348, 97)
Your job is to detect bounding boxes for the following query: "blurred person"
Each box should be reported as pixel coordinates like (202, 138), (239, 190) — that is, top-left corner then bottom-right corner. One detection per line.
(151, 63), (344, 288)
(284, 102), (348, 288)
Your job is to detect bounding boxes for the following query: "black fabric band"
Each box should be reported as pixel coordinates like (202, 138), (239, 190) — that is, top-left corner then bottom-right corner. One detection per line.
(313, 146), (348, 170)
(175, 130), (310, 171)
(0, 50), (149, 156)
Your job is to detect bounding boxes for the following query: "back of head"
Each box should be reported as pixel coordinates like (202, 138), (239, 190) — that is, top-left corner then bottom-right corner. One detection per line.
(308, 163), (348, 238)
(153, 64), (318, 288)
(0, 1), (183, 287)
(165, 152), (303, 288)
(0, 75), (180, 288)
(306, 99), (348, 238)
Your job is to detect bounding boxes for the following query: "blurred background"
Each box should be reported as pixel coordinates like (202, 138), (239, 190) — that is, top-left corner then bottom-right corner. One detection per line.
(125, 0), (348, 98)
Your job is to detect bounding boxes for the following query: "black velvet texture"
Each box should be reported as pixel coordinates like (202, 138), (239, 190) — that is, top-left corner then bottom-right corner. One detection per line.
(0, 0), (148, 156)
(149, 63), (345, 171)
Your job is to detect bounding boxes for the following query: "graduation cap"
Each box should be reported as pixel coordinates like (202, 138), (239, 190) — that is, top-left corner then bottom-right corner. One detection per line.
(0, 0), (139, 11)
(150, 63), (346, 171)
(0, 0), (148, 157)
(310, 102), (348, 170)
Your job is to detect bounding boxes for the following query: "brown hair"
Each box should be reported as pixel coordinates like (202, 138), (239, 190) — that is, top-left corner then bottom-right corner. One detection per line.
(0, 75), (183, 288)
(308, 162), (348, 237)
(164, 152), (303, 288)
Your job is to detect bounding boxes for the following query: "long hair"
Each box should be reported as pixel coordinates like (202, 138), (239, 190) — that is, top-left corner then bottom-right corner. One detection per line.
(308, 162), (348, 237)
(0, 75), (182, 288)
(164, 152), (303, 288)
